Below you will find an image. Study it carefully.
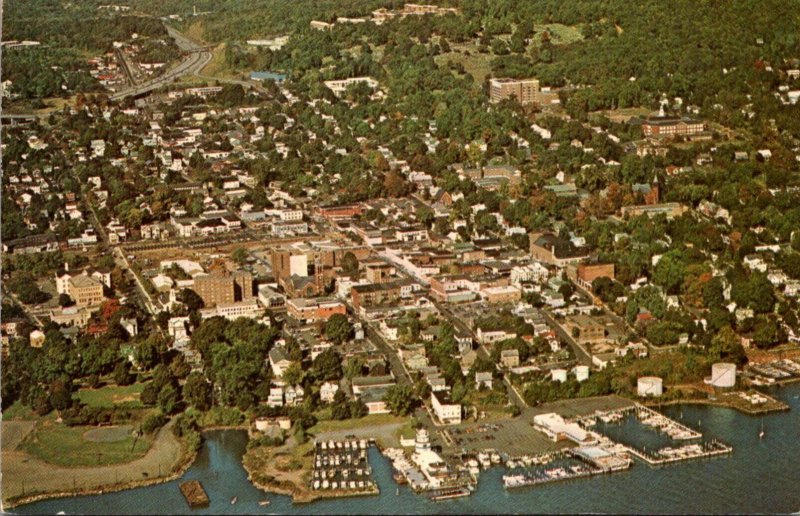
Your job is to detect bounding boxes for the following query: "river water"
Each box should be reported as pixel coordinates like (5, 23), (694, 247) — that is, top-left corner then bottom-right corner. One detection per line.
(13, 384), (800, 514)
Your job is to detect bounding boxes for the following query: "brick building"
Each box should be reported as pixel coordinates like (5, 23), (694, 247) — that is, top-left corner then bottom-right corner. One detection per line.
(193, 271), (253, 307)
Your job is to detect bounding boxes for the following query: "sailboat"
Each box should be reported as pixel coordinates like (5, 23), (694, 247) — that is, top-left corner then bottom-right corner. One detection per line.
(230, 496), (238, 505)
(759, 420), (765, 440)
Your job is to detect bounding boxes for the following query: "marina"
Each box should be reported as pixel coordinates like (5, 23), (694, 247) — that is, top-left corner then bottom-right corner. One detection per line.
(311, 439), (379, 494)
(10, 386), (800, 514)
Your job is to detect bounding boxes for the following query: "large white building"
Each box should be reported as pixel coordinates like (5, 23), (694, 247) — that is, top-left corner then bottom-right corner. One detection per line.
(324, 77), (379, 97)
(431, 391), (461, 425)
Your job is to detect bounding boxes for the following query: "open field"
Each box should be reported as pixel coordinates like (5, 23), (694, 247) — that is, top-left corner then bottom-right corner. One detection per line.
(20, 419), (152, 467)
(309, 414), (414, 448)
(76, 383), (146, 409)
(1, 420), (37, 451)
(2, 401), (38, 421)
(435, 41), (493, 84)
(538, 23), (584, 45)
(2, 418), (187, 507)
(243, 436), (316, 502)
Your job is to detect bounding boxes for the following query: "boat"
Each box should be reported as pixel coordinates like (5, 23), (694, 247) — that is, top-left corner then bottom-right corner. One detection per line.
(230, 496), (238, 505)
(759, 420), (765, 439)
(396, 487), (400, 496)
(258, 500), (271, 506)
(430, 487), (471, 501)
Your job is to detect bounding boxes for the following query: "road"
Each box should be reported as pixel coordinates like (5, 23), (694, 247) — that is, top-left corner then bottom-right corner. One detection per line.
(541, 310), (593, 366)
(110, 25), (212, 101)
(431, 299), (528, 409)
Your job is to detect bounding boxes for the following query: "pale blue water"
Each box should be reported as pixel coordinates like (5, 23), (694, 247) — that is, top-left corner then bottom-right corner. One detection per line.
(13, 384), (800, 514)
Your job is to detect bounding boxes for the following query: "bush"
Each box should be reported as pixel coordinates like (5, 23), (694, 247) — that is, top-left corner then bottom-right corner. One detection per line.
(142, 413), (168, 434)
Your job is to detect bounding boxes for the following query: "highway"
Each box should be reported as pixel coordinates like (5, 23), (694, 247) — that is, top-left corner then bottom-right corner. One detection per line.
(110, 25), (212, 101)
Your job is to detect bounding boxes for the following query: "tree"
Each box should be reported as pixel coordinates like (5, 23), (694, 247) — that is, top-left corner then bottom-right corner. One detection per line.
(342, 252), (359, 275)
(324, 313), (352, 345)
(344, 357), (365, 379)
(232, 247), (249, 265)
(58, 293), (75, 307)
(183, 372), (211, 411)
(282, 362), (304, 386)
(179, 288), (205, 312)
(709, 326), (747, 366)
(384, 384), (416, 416)
(158, 384), (180, 414)
(312, 349), (342, 382)
(113, 360), (134, 386)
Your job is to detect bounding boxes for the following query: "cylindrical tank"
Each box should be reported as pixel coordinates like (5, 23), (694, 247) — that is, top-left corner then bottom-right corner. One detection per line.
(710, 362), (736, 388)
(574, 365), (590, 382)
(637, 376), (663, 397)
(551, 368), (568, 383)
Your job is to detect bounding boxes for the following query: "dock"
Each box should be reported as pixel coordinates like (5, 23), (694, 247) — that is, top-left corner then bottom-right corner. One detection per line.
(179, 480), (210, 508)
(622, 439), (732, 466)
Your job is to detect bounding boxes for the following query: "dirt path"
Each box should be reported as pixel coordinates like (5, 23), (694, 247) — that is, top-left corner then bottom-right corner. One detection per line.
(2, 418), (186, 507)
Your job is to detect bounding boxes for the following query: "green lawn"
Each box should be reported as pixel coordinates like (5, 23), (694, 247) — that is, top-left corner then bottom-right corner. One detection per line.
(21, 420), (152, 467)
(309, 413), (409, 434)
(538, 23), (585, 45)
(2, 400), (38, 421)
(76, 383), (146, 409)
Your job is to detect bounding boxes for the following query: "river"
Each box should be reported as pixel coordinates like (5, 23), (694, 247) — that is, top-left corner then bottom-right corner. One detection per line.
(13, 384), (800, 514)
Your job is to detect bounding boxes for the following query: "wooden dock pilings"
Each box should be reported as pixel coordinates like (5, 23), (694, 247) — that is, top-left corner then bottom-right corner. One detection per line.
(179, 480), (210, 508)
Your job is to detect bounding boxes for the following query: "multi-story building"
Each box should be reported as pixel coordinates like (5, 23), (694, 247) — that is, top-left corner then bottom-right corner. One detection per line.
(198, 299), (263, 321)
(574, 263), (616, 289)
(193, 271), (253, 307)
(642, 116), (705, 137)
(530, 233), (591, 267)
(489, 77), (540, 104)
(323, 77), (379, 97)
(350, 281), (405, 310)
(68, 275), (105, 306)
(431, 391), (462, 425)
(286, 297), (346, 323)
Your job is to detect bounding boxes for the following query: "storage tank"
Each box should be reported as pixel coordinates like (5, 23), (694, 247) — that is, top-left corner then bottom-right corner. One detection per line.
(637, 376), (663, 397)
(574, 365), (590, 383)
(708, 362), (736, 388)
(551, 368), (568, 383)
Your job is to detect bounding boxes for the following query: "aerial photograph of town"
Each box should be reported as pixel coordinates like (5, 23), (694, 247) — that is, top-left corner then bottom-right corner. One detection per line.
(1, 0), (800, 514)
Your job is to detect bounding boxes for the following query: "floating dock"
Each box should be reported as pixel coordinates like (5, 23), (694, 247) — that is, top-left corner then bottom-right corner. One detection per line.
(179, 480), (210, 508)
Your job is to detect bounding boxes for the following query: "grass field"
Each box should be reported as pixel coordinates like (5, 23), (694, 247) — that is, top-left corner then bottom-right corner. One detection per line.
(20, 420), (153, 467)
(538, 23), (584, 46)
(76, 383), (146, 409)
(435, 41), (494, 85)
(2, 400), (38, 421)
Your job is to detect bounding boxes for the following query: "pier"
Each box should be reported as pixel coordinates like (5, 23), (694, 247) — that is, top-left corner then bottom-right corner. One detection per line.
(621, 439), (732, 465)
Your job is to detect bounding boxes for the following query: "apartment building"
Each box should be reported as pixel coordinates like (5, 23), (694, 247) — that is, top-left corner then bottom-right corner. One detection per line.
(489, 77), (540, 104)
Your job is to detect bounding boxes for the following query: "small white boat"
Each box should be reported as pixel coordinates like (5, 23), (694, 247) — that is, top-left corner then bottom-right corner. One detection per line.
(258, 499), (270, 506)
(231, 496), (238, 505)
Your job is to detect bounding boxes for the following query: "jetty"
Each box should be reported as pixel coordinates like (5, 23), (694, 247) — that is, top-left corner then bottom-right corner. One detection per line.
(179, 480), (209, 508)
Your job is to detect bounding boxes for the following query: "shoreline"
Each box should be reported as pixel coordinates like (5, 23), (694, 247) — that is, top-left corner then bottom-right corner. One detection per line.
(245, 472), (379, 504)
(2, 422), (241, 511)
(3, 442), (198, 511)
